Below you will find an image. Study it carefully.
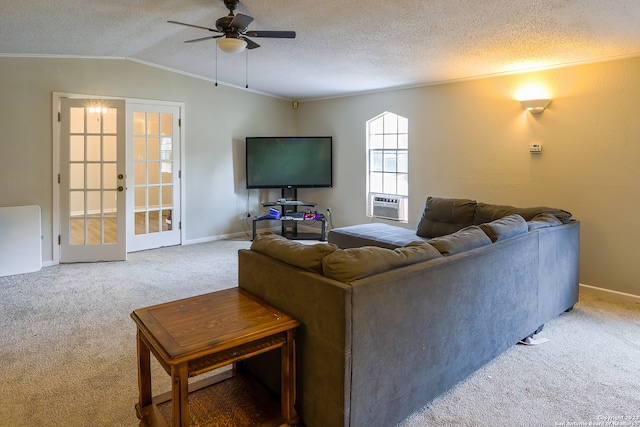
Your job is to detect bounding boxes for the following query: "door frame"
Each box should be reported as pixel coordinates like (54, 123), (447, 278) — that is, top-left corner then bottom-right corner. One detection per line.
(52, 93), (186, 264)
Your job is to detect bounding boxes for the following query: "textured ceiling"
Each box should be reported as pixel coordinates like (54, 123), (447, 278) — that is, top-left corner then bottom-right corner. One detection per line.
(1, 0), (640, 100)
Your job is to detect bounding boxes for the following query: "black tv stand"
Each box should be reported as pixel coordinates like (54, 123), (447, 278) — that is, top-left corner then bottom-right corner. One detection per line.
(252, 189), (326, 241)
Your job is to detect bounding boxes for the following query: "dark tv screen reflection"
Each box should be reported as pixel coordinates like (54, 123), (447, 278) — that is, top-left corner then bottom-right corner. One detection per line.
(246, 137), (333, 189)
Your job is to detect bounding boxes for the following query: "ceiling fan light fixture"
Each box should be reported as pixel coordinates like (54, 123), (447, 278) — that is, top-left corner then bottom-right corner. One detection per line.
(217, 37), (247, 54)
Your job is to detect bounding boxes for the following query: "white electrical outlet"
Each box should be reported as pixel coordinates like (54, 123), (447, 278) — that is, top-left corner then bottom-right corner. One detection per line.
(530, 143), (542, 153)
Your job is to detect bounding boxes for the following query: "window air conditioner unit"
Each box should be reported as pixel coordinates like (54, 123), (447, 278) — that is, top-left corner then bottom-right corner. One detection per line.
(369, 193), (407, 221)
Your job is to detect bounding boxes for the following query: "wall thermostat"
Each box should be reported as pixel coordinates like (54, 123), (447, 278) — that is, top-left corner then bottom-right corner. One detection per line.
(530, 143), (542, 154)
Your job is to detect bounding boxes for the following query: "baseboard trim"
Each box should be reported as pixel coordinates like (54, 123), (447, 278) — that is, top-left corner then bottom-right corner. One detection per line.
(184, 231), (252, 245)
(580, 283), (640, 303)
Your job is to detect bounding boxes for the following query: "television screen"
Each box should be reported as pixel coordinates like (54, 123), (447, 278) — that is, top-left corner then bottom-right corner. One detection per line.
(246, 137), (333, 189)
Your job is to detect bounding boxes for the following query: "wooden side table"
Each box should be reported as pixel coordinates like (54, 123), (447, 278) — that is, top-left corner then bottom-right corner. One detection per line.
(131, 288), (300, 427)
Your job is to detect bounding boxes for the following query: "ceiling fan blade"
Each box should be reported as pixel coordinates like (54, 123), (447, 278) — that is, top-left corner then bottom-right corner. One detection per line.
(244, 30), (296, 39)
(184, 35), (223, 43)
(242, 37), (261, 50)
(230, 13), (254, 30)
(168, 20), (220, 33)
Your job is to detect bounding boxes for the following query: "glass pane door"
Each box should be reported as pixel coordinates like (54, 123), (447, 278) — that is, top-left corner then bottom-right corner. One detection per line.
(60, 99), (126, 262)
(127, 104), (181, 252)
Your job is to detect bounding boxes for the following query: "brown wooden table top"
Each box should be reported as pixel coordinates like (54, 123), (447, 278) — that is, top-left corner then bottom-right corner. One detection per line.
(131, 288), (300, 365)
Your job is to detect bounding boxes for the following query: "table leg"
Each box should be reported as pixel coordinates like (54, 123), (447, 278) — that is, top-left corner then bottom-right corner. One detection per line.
(172, 362), (189, 427)
(281, 329), (297, 421)
(136, 330), (152, 409)
(252, 219), (257, 241)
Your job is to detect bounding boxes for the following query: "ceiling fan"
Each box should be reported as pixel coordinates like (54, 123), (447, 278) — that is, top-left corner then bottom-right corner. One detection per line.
(168, 0), (296, 54)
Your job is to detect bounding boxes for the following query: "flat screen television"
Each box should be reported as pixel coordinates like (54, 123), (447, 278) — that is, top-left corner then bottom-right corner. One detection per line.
(245, 136), (333, 189)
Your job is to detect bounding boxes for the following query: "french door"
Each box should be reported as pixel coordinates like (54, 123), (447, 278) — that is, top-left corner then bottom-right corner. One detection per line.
(59, 98), (127, 262)
(126, 104), (181, 252)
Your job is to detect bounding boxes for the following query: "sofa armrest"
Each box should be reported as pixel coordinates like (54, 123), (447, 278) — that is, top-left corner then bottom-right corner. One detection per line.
(536, 220), (580, 322)
(237, 249), (353, 427)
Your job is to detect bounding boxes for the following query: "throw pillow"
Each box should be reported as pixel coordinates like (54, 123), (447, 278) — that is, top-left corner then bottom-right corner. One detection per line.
(427, 225), (492, 256)
(250, 232), (338, 274)
(527, 212), (564, 231)
(322, 241), (442, 282)
(474, 202), (572, 224)
(478, 214), (528, 243)
(416, 197), (477, 238)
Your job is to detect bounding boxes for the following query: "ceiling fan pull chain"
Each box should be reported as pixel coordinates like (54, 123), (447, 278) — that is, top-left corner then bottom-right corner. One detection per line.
(245, 49), (249, 89)
(215, 44), (218, 87)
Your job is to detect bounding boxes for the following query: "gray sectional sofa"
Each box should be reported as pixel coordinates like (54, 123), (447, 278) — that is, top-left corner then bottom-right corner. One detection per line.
(237, 197), (580, 427)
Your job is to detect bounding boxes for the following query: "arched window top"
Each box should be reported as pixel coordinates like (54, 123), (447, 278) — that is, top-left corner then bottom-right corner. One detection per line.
(368, 112), (408, 137)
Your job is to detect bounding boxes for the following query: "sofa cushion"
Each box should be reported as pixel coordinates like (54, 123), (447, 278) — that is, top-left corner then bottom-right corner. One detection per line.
(251, 232), (338, 274)
(474, 202), (572, 224)
(427, 225), (492, 256)
(416, 197), (477, 238)
(322, 241), (442, 282)
(527, 212), (564, 231)
(478, 214), (528, 243)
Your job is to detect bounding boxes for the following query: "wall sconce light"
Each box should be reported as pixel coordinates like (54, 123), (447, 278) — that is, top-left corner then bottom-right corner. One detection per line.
(520, 99), (552, 114)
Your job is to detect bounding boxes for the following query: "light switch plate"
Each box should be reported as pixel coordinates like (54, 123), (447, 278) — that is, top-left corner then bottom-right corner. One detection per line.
(530, 143), (542, 153)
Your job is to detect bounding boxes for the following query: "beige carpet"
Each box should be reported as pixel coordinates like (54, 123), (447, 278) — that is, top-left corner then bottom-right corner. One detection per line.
(1, 239), (639, 427)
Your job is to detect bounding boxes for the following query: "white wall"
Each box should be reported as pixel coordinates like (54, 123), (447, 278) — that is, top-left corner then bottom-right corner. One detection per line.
(0, 57), (296, 261)
(2, 55), (639, 297)
(296, 56), (640, 297)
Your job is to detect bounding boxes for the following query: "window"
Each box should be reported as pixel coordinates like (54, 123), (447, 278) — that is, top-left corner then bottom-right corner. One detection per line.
(366, 112), (408, 221)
